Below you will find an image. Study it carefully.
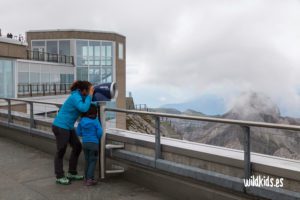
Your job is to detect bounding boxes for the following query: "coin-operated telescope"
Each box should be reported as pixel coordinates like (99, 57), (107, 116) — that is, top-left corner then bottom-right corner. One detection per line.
(92, 82), (118, 102)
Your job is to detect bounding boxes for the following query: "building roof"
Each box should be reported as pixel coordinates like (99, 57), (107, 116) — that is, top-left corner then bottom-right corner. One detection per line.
(0, 36), (27, 46)
(26, 29), (125, 38)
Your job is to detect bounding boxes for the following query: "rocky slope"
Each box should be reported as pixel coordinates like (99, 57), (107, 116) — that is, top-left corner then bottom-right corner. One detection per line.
(126, 92), (300, 159)
(189, 92), (300, 159)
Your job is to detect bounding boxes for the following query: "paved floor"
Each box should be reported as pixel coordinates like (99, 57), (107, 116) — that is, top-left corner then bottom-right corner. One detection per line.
(0, 137), (170, 200)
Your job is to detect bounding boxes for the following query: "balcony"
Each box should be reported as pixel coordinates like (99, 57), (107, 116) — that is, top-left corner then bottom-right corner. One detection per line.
(17, 83), (72, 98)
(26, 50), (74, 65)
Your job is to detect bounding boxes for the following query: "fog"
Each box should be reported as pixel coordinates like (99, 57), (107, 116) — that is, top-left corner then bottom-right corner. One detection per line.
(1, 0), (300, 116)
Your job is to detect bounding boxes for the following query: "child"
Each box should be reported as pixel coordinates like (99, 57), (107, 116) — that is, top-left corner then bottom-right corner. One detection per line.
(76, 104), (102, 186)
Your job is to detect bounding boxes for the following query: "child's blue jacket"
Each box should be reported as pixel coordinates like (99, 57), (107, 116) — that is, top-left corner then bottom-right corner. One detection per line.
(76, 117), (102, 144)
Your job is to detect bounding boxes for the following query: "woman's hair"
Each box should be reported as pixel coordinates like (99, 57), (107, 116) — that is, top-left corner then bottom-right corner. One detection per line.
(70, 80), (92, 92)
(82, 104), (98, 119)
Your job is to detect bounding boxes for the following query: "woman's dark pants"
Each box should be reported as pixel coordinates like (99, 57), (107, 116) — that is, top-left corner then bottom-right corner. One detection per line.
(52, 125), (82, 179)
(83, 142), (98, 180)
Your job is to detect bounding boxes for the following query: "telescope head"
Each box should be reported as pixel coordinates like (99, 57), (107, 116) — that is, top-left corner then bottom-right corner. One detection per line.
(92, 82), (118, 102)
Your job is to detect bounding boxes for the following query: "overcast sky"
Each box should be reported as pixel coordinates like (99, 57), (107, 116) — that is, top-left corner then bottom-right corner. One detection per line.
(1, 0), (300, 116)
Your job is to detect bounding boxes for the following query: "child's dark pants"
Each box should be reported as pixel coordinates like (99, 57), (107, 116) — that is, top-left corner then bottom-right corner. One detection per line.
(83, 142), (99, 180)
(52, 125), (82, 179)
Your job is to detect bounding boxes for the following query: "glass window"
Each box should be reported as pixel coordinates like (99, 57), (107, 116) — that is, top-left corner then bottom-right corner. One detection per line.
(59, 40), (70, 56)
(0, 60), (14, 97)
(41, 73), (50, 83)
(30, 72), (40, 84)
(60, 74), (66, 84)
(77, 67), (88, 81)
(68, 74), (74, 83)
(89, 41), (101, 66)
(32, 41), (45, 47)
(89, 67), (101, 84)
(118, 43), (124, 60)
(106, 101), (116, 122)
(101, 42), (113, 66)
(50, 74), (60, 83)
(101, 67), (112, 83)
(18, 72), (29, 84)
(76, 40), (89, 66)
(46, 41), (58, 54)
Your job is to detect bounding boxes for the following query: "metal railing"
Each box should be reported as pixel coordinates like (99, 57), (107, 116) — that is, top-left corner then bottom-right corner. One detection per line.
(0, 98), (299, 181)
(0, 98), (62, 129)
(26, 50), (74, 65)
(134, 104), (149, 111)
(17, 83), (72, 97)
(100, 106), (300, 180)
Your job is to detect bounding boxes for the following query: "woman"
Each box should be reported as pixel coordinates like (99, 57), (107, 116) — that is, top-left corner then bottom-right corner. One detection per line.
(52, 80), (94, 185)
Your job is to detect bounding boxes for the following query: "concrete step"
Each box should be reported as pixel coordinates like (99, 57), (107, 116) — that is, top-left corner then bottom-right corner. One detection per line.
(106, 164), (125, 174)
(106, 144), (124, 150)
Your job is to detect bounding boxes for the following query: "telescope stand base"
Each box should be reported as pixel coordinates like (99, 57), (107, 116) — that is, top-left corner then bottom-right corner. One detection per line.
(105, 143), (125, 176)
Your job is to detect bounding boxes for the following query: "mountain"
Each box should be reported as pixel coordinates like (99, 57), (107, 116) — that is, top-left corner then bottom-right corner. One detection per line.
(182, 109), (205, 116)
(150, 108), (205, 116)
(161, 94), (226, 115)
(187, 92), (300, 159)
(128, 92), (300, 159)
(150, 108), (182, 114)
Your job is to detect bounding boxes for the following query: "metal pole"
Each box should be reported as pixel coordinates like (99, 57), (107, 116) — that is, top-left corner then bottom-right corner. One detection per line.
(155, 116), (162, 163)
(243, 126), (251, 179)
(29, 102), (35, 129)
(29, 84), (32, 97)
(7, 99), (12, 123)
(42, 84), (45, 96)
(99, 102), (107, 179)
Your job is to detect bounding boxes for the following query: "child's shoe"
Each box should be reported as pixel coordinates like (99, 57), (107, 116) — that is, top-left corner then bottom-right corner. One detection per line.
(91, 179), (98, 185)
(85, 179), (94, 186)
(85, 179), (97, 186)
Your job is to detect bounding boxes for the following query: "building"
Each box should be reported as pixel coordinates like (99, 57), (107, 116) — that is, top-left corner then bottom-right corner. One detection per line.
(0, 29), (126, 128)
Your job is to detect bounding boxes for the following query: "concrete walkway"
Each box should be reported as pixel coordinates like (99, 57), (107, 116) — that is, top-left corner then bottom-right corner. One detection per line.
(0, 137), (170, 200)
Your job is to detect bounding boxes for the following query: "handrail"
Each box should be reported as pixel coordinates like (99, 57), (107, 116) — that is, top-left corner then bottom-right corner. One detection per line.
(1, 97), (299, 132)
(0, 97), (62, 107)
(105, 107), (300, 132)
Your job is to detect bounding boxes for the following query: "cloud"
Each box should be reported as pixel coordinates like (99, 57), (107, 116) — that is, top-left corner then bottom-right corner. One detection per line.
(1, 0), (300, 116)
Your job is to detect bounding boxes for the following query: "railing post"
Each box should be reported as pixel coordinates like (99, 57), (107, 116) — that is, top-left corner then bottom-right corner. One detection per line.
(29, 102), (35, 129)
(29, 84), (32, 97)
(243, 126), (251, 179)
(42, 84), (45, 96)
(99, 102), (107, 180)
(155, 116), (162, 163)
(6, 99), (12, 123)
(54, 84), (57, 95)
